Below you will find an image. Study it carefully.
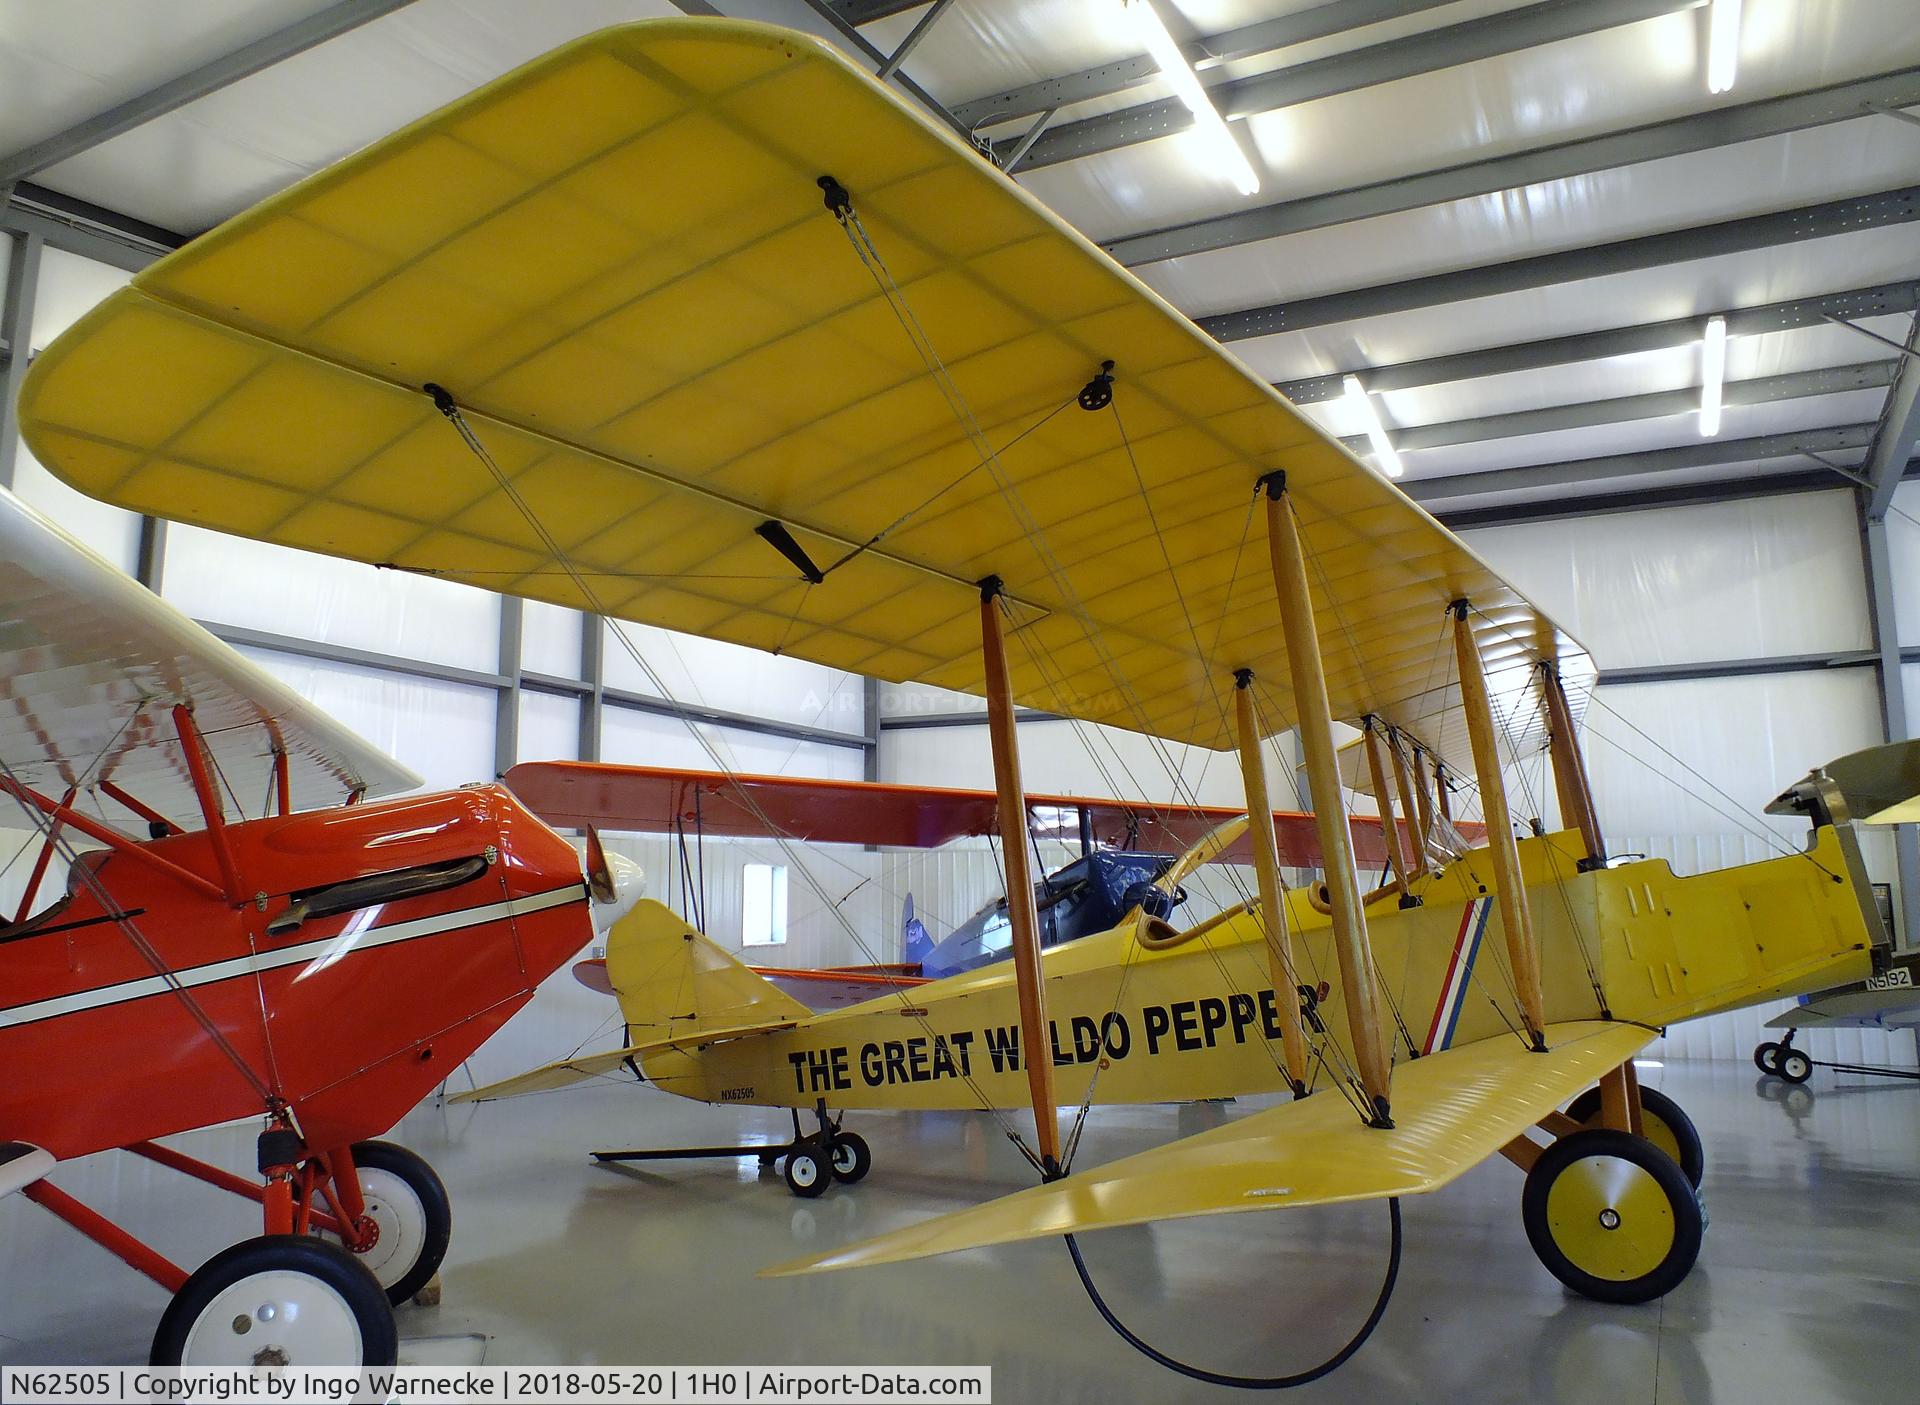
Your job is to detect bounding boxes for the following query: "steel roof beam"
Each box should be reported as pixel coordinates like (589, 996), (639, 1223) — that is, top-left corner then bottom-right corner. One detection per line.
(1277, 282), (1920, 405)
(0, 0), (421, 186)
(1202, 186), (1920, 343)
(1433, 467), (1889, 528)
(991, 0), (1697, 170)
(0, 227), (43, 491)
(796, 0), (974, 139)
(1110, 66), (1920, 266)
(877, 0), (955, 82)
(1344, 361), (1896, 456)
(1404, 424), (1878, 505)
(1599, 650), (1880, 686)
(2, 181), (185, 271)
(824, 0), (935, 24)
(1862, 318), (1920, 520)
(955, 0), (1458, 130)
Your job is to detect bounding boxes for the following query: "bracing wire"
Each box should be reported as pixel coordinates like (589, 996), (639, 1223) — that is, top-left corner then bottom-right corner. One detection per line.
(423, 389), (1035, 1160)
(1463, 604), (1828, 875)
(0, 742), (273, 1104)
(826, 194), (1413, 1154)
(828, 202), (1239, 843)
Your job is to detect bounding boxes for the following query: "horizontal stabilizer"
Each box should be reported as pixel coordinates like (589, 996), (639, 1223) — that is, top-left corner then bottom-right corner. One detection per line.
(764, 1021), (1650, 1276)
(452, 1018), (799, 1102)
(1774, 740), (1920, 826)
(1766, 959), (1920, 1030)
(751, 965), (929, 1011)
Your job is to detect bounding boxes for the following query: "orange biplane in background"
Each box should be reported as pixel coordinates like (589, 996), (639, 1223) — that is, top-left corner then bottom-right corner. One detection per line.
(0, 490), (640, 1366)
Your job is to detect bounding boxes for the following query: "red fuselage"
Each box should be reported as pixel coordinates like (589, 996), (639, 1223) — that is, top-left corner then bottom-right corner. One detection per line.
(0, 784), (593, 1159)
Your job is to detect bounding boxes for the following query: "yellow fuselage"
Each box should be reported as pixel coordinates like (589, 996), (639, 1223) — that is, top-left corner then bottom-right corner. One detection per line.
(639, 829), (1873, 1111)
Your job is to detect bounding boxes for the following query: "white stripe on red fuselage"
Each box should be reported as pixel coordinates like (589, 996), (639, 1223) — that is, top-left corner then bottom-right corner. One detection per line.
(0, 883), (587, 1030)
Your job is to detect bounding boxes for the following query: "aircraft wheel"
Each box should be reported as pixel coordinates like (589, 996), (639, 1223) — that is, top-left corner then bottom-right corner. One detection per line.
(829, 1131), (871, 1184)
(1565, 1085), (1705, 1189)
(1522, 1129), (1702, 1305)
(151, 1235), (397, 1366)
(784, 1145), (830, 1198)
(1777, 1048), (1814, 1084)
(319, 1141), (451, 1307)
(1754, 1041), (1782, 1075)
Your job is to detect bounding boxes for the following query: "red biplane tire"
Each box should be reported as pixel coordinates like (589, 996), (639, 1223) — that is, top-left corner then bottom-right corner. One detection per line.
(1777, 1048), (1814, 1084)
(1754, 1041), (1783, 1075)
(1565, 1086), (1705, 1190)
(1522, 1129), (1703, 1306)
(320, 1141), (452, 1308)
(151, 1235), (397, 1366)
(783, 1145), (831, 1198)
(829, 1131), (872, 1184)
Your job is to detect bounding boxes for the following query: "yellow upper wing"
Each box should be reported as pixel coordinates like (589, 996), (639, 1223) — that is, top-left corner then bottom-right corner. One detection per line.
(17, 18), (1587, 755)
(765, 1020), (1650, 1275)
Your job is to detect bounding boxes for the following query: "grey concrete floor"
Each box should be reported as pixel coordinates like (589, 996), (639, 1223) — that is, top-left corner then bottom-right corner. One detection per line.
(2, 1061), (1916, 1403)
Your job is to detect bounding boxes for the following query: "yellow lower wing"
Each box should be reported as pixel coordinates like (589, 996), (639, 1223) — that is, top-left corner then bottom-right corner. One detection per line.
(765, 1020), (1650, 1276)
(452, 1018), (797, 1102)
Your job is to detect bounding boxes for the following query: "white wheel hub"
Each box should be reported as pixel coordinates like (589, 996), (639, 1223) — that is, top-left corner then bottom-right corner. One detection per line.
(180, 1269), (364, 1365)
(791, 1156), (819, 1188)
(324, 1167), (426, 1289)
(832, 1144), (857, 1173)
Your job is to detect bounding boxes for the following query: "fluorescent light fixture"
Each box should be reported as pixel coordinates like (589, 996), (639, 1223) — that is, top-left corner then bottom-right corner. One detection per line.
(1699, 315), (1727, 437)
(1706, 0), (1742, 94)
(1342, 375), (1404, 479)
(1123, 0), (1260, 196)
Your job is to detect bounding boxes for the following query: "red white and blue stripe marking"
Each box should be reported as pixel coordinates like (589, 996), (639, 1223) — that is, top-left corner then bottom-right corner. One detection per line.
(1423, 897), (1493, 1054)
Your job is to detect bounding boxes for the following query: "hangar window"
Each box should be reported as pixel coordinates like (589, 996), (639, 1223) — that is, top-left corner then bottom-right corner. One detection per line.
(742, 863), (788, 947)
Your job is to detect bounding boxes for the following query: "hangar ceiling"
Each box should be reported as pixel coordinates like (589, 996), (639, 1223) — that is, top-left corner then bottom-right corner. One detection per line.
(2, 0), (1919, 528)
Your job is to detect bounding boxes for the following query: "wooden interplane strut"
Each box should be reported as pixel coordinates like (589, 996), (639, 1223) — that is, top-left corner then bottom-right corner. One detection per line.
(1542, 665), (1606, 866)
(1361, 720), (1411, 892)
(978, 580), (1061, 1171)
(1388, 731), (1425, 879)
(1451, 603), (1548, 1050)
(1411, 746), (1439, 864)
(1231, 671), (1309, 1097)
(1262, 475), (1393, 1124)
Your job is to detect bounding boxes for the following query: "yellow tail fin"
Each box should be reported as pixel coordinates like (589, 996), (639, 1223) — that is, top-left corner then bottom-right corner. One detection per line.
(609, 899), (812, 1042)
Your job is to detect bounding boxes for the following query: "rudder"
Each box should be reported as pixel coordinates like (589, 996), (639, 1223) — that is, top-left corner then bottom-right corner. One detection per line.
(606, 898), (812, 1043)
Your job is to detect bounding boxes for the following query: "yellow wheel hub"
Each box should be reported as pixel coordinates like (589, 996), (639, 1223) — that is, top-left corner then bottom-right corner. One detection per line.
(1575, 1104), (1691, 1180)
(1639, 1112), (1683, 1169)
(1545, 1153), (1676, 1281)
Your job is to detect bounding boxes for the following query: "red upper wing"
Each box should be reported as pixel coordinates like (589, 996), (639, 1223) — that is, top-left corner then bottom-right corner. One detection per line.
(504, 762), (1429, 867)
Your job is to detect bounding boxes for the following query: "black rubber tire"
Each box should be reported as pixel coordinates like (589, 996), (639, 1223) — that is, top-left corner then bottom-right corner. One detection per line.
(829, 1131), (872, 1184)
(1777, 1048), (1814, 1084)
(1754, 1041), (1782, 1075)
(784, 1145), (830, 1198)
(1522, 1129), (1703, 1305)
(151, 1235), (397, 1366)
(1565, 1085), (1706, 1190)
(340, 1140), (452, 1307)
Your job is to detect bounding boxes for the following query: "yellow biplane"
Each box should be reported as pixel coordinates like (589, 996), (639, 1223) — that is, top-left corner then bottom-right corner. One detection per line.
(15, 17), (1892, 1381)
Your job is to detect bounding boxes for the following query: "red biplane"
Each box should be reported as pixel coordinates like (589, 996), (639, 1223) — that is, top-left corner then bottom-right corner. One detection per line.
(506, 758), (1454, 1007)
(0, 489), (639, 1365)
